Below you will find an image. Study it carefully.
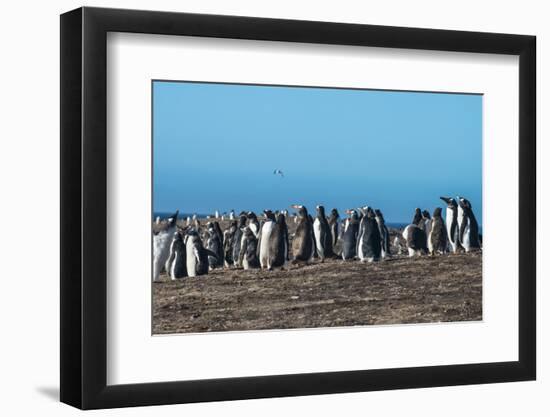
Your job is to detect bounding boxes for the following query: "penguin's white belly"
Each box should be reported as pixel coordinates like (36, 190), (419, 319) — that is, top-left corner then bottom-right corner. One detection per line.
(250, 223), (259, 238)
(186, 241), (198, 277)
(153, 230), (174, 281)
(170, 251), (178, 280)
(313, 219), (323, 251)
(259, 222), (274, 267)
(463, 222), (471, 252)
(445, 208), (455, 251)
(358, 229), (366, 260)
(242, 256), (249, 270)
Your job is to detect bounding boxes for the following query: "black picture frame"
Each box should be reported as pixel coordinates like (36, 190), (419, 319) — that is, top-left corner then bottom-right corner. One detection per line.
(60, 6), (536, 410)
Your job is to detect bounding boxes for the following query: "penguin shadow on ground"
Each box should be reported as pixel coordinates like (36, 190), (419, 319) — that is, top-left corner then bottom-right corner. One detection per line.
(35, 386), (59, 401)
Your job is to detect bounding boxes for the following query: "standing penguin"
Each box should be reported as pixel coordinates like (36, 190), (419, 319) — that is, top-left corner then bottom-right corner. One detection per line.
(223, 220), (238, 267)
(169, 231), (187, 279)
(152, 210), (178, 282)
(206, 222), (224, 269)
(402, 208), (428, 257)
(440, 197), (463, 253)
(313, 205), (334, 261)
(457, 196), (481, 252)
(238, 226), (260, 269)
(328, 208), (340, 252)
(257, 210), (277, 269)
(357, 207), (382, 262)
(267, 213), (289, 269)
(231, 213), (248, 267)
(342, 209), (360, 260)
(247, 211), (261, 238)
(290, 205), (315, 262)
(374, 209), (391, 259)
(428, 207), (448, 255)
(185, 231), (215, 277)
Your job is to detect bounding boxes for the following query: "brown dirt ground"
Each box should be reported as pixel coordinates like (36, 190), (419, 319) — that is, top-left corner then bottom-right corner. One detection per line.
(153, 249), (482, 334)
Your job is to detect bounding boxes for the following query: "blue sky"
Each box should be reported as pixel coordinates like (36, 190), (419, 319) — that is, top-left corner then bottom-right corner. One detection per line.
(153, 81), (482, 224)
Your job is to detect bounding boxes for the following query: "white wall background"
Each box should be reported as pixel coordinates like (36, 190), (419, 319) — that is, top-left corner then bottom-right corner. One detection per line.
(0, 0), (545, 415)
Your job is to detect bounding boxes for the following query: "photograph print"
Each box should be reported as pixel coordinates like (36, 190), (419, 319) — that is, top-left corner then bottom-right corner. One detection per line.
(152, 80), (482, 335)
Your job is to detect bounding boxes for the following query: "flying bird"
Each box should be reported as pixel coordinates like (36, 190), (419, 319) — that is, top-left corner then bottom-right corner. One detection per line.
(273, 169), (284, 178)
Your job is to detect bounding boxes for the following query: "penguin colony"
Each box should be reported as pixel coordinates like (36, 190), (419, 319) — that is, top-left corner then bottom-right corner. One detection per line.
(152, 196), (481, 281)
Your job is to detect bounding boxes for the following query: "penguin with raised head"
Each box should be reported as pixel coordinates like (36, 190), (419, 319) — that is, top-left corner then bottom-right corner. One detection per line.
(206, 222), (224, 269)
(440, 197), (463, 253)
(238, 226), (260, 269)
(457, 196), (481, 252)
(290, 205), (315, 262)
(374, 209), (391, 259)
(328, 208), (340, 252)
(257, 210), (277, 269)
(169, 231), (187, 279)
(247, 211), (261, 238)
(357, 207), (382, 262)
(342, 209), (359, 260)
(402, 208), (428, 257)
(428, 207), (448, 255)
(231, 213), (248, 267)
(185, 231), (216, 277)
(313, 205), (334, 261)
(152, 210), (178, 282)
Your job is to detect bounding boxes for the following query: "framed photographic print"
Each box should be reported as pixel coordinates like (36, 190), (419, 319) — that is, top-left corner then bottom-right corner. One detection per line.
(60, 7), (536, 409)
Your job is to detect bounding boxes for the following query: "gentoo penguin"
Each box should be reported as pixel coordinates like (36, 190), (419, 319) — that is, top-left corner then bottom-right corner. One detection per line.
(357, 207), (382, 262)
(402, 208), (428, 257)
(313, 205), (334, 261)
(238, 226), (260, 269)
(440, 197), (463, 253)
(266, 212), (289, 269)
(185, 231), (215, 277)
(328, 208), (340, 251)
(247, 211), (261, 238)
(229, 210), (235, 220)
(342, 209), (360, 260)
(428, 207), (448, 255)
(231, 213), (248, 267)
(155, 216), (160, 225)
(186, 216), (191, 226)
(374, 209), (391, 259)
(152, 210), (178, 282)
(223, 220), (238, 267)
(169, 231), (187, 279)
(257, 210), (277, 269)
(206, 222), (224, 269)
(457, 197), (481, 252)
(290, 205), (315, 262)
(215, 210), (220, 219)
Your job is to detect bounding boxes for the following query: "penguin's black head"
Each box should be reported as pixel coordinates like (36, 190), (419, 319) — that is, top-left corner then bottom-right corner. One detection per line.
(331, 208), (339, 218)
(366, 207), (376, 218)
(246, 211), (257, 220)
(236, 215), (246, 228)
(167, 210), (179, 224)
(263, 209), (276, 221)
(440, 196), (457, 208)
(458, 197), (472, 210)
(422, 210), (431, 219)
(316, 205), (326, 217)
(433, 207), (443, 217)
(412, 208), (422, 225)
(291, 204), (307, 217)
(276, 213), (286, 224)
